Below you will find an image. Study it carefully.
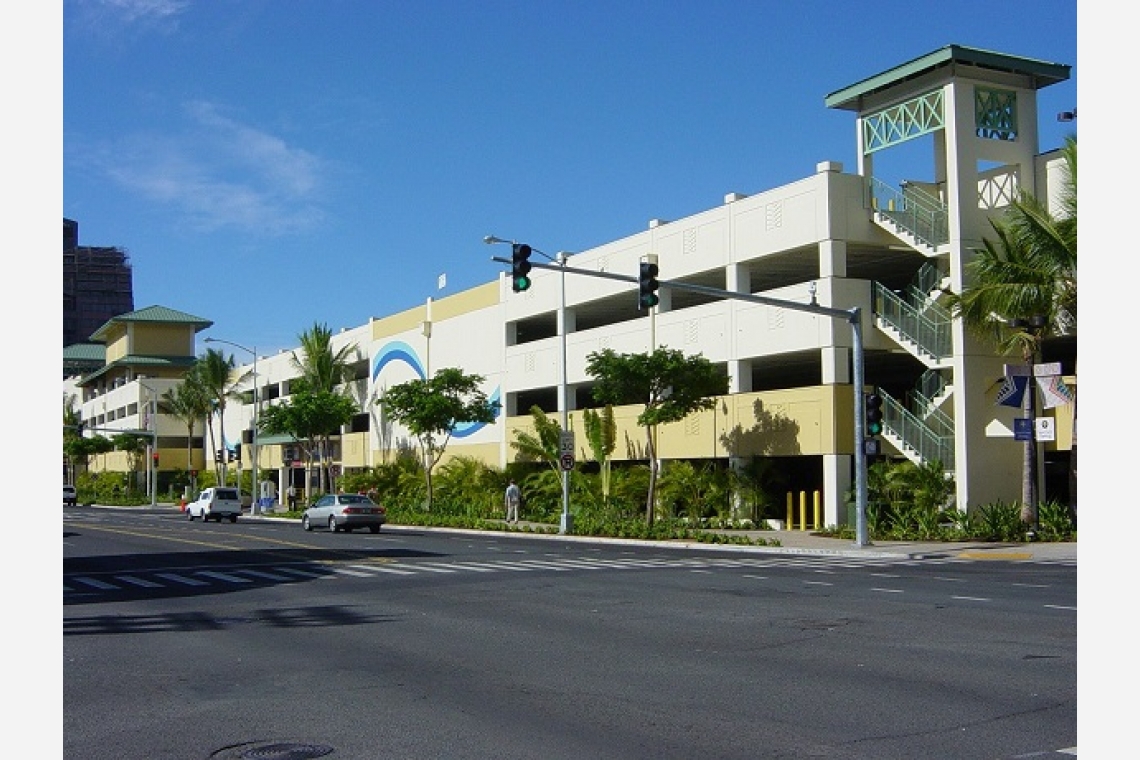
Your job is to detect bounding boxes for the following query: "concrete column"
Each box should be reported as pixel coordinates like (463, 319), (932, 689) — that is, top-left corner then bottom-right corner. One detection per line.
(822, 453), (852, 527)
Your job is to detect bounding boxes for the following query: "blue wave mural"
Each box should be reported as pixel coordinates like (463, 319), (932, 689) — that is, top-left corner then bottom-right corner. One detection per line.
(372, 341), (501, 438)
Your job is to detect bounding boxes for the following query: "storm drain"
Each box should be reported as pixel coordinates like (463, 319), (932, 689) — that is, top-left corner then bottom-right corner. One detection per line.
(211, 742), (335, 759)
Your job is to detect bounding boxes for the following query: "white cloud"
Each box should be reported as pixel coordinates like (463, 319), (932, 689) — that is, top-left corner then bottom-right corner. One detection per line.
(74, 101), (327, 234)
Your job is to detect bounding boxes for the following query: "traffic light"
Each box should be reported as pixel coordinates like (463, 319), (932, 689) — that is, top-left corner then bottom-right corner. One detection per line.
(233, 443), (242, 462)
(865, 392), (883, 437)
(638, 260), (660, 309)
(511, 243), (532, 292)
(152, 452), (159, 466)
(215, 449), (225, 464)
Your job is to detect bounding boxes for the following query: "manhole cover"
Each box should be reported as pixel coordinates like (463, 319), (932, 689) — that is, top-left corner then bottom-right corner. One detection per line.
(240, 744), (334, 760)
(211, 742), (335, 759)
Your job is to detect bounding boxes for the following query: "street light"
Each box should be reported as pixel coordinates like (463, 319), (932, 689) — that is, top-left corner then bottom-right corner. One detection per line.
(204, 337), (260, 516)
(485, 234), (574, 534)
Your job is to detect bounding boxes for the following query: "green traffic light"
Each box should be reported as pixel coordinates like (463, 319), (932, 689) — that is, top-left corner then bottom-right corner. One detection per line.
(513, 276), (531, 292)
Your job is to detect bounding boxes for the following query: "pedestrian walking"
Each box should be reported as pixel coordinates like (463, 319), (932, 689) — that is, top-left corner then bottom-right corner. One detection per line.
(504, 479), (521, 524)
(287, 484), (296, 510)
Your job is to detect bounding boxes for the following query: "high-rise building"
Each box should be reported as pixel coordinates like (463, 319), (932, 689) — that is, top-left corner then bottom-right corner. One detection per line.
(63, 218), (134, 347)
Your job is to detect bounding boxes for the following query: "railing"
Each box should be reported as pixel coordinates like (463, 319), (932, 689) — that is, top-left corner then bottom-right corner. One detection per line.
(908, 261), (948, 303)
(916, 368), (948, 405)
(866, 177), (949, 247)
(881, 388), (955, 471)
(873, 283), (952, 360)
(909, 389), (954, 436)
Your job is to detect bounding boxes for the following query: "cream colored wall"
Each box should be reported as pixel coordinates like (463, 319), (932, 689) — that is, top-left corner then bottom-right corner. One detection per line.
(131, 324), (195, 357)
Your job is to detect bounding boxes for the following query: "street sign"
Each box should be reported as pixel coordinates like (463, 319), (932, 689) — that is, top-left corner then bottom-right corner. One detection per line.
(1035, 417), (1056, 442)
(560, 431), (575, 454)
(560, 453), (575, 471)
(1013, 418), (1034, 441)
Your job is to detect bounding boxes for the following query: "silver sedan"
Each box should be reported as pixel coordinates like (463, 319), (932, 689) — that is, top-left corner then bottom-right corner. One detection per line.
(302, 493), (387, 533)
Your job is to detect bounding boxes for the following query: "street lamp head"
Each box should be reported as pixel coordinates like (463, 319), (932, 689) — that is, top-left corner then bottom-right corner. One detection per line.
(484, 235), (512, 246)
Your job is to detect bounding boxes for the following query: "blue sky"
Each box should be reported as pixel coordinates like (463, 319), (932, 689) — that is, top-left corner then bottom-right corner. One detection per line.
(58, 0), (1078, 356)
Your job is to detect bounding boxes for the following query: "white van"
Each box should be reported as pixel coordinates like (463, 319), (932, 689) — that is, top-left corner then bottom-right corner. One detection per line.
(187, 487), (242, 523)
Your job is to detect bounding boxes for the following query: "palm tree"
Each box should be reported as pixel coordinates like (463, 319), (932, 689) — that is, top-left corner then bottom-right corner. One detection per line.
(946, 137), (1076, 529)
(196, 348), (238, 483)
(289, 322), (360, 492)
(162, 366), (212, 486)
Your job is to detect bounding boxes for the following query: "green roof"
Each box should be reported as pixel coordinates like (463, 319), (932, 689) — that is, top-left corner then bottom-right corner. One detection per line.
(63, 342), (106, 363)
(89, 304), (213, 342)
(825, 44), (1071, 111)
(74, 354), (199, 386)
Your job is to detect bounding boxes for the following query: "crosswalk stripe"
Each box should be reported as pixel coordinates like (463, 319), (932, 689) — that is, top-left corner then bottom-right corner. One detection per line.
(276, 567), (335, 579)
(330, 566), (379, 577)
(195, 570), (252, 584)
(240, 569), (295, 582)
(73, 576), (118, 590)
(115, 575), (164, 588)
(155, 572), (209, 586)
(464, 561), (533, 571)
(346, 565), (424, 576)
(420, 562), (496, 572)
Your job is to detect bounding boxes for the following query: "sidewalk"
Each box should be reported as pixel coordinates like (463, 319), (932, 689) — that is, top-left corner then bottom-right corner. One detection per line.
(101, 504), (1078, 563)
(474, 519), (1077, 563)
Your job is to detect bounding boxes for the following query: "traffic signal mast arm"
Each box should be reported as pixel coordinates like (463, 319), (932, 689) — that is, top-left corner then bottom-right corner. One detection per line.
(491, 256), (853, 320)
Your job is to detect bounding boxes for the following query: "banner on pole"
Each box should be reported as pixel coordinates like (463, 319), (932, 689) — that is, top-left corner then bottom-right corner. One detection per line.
(995, 375), (1028, 407)
(1037, 374), (1075, 409)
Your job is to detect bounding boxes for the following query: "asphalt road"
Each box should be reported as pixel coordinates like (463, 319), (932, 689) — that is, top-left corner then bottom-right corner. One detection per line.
(63, 507), (1077, 759)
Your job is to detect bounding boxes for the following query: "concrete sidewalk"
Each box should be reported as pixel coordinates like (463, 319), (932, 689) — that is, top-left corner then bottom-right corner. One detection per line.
(100, 504), (1078, 563)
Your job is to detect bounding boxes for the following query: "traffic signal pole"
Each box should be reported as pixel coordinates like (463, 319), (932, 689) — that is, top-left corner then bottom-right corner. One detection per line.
(491, 255), (872, 547)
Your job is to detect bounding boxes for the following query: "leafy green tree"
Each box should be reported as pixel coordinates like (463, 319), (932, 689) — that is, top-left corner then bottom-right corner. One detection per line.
(585, 348), (729, 526)
(582, 404), (616, 505)
(196, 348), (238, 483)
(510, 405), (562, 475)
(112, 432), (150, 493)
(377, 367), (499, 510)
(63, 393), (83, 483)
(259, 388), (357, 495)
(945, 136), (1076, 528)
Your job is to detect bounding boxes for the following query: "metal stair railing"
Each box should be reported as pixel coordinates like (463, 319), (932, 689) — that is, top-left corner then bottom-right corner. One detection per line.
(907, 261), (949, 306)
(881, 388), (955, 471)
(873, 283), (952, 361)
(909, 389), (954, 435)
(866, 177), (949, 248)
(916, 368), (948, 406)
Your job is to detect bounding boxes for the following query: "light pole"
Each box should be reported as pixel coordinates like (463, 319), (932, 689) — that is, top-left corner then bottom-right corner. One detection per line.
(204, 337), (260, 516)
(137, 380), (159, 508)
(484, 235), (573, 534)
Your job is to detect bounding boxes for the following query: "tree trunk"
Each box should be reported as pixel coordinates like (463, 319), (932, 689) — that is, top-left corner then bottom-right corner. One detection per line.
(1020, 356), (1038, 529)
(645, 425), (657, 528)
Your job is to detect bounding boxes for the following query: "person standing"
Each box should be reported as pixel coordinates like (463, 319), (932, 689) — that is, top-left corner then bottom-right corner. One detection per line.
(287, 484), (297, 511)
(504, 479), (521, 524)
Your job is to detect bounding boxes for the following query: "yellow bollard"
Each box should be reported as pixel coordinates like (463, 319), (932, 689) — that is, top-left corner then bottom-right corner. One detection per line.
(799, 491), (807, 531)
(786, 492), (794, 530)
(814, 490), (821, 529)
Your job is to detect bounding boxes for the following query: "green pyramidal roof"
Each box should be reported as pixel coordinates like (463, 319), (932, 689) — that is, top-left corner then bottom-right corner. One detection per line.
(825, 44), (1070, 111)
(89, 305), (214, 341)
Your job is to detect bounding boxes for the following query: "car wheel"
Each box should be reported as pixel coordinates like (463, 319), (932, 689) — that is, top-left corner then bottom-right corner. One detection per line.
(328, 516), (338, 533)
(187, 509), (195, 521)
(369, 525), (380, 534)
(302, 515), (312, 531)
(229, 515), (238, 523)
